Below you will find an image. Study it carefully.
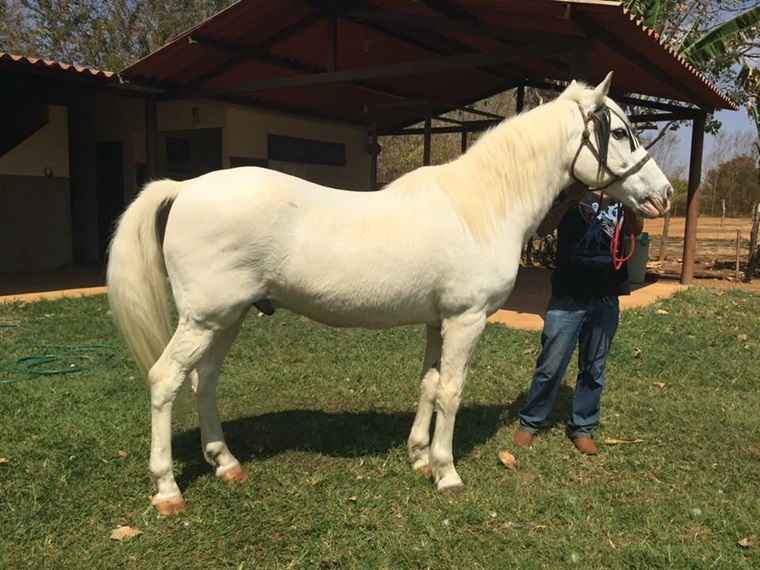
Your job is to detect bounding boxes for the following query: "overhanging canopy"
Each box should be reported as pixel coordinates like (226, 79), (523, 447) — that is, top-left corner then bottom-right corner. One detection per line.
(122, 0), (736, 130)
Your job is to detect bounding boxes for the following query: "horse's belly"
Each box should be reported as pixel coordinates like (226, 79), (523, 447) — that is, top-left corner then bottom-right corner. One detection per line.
(284, 306), (430, 328)
(270, 282), (439, 328)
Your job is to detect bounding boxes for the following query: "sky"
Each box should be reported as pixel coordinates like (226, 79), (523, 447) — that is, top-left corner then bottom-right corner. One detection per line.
(670, 108), (758, 177)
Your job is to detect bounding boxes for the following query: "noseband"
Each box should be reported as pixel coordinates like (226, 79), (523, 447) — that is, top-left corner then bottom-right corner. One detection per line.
(571, 103), (653, 190)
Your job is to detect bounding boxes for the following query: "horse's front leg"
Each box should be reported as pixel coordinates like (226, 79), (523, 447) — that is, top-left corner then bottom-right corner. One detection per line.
(408, 324), (442, 477)
(430, 311), (486, 492)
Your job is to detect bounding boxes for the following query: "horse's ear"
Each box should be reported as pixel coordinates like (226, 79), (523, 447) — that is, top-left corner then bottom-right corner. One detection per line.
(559, 79), (579, 100)
(593, 71), (613, 104)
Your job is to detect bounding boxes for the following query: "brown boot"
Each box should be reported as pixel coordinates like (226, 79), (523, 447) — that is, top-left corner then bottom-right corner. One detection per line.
(513, 429), (535, 449)
(572, 435), (599, 455)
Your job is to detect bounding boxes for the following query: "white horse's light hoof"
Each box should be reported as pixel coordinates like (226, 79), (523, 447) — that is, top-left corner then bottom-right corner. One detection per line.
(436, 474), (465, 494)
(151, 494), (186, 516)
(218, 463), (248, 484)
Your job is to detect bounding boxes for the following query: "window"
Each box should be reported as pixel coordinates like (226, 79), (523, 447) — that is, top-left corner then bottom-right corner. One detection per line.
(268, 134), (346, 166)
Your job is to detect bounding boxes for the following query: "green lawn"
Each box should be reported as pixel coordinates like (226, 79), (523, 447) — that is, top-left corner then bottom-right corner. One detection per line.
(1, 287), (758, 569)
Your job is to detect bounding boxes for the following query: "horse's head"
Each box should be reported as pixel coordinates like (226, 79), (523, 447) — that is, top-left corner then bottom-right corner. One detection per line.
(565, 72), (672, 218)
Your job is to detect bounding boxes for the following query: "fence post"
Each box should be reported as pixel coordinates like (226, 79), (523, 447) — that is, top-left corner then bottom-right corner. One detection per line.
(658, 210), (671, 261)
(736, 230), (741, 281)
(745, 203), (760, 282)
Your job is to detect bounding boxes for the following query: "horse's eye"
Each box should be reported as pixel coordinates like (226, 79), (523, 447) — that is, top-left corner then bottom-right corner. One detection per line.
(612, 128), (628, 140)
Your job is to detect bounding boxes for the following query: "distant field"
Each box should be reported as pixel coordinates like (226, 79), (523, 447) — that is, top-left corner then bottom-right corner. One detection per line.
(643, 217), (754, 268)
(644, 216), (753, 240)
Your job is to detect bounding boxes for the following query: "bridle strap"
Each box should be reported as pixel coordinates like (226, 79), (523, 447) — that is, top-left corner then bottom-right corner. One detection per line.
(570, 103), (653, 191)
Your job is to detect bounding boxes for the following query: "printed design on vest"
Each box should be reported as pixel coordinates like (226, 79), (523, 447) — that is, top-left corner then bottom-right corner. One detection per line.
(578, 195), (622, 238)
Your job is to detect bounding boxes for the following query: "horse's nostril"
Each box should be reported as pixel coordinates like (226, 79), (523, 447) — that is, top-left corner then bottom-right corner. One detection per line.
(665, 185), (673, 200)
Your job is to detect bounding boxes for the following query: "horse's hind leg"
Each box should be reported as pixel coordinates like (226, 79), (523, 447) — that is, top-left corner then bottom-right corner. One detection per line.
(148, 317), (217, 515)
(408, 324), (442, 477)
(194, 318), (247, 483)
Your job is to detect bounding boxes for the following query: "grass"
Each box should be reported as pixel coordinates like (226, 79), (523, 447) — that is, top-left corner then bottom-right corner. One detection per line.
(1, 287), (759, 569)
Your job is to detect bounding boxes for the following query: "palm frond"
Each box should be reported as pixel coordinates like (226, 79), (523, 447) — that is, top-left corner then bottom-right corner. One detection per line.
(681, 6), (760, 66)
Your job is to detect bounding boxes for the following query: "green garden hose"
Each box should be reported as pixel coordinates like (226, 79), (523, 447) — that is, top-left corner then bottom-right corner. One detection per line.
(0, 344), (115, 384)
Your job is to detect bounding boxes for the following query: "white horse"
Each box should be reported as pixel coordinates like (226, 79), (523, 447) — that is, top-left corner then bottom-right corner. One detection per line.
(107, 73), (671, 515)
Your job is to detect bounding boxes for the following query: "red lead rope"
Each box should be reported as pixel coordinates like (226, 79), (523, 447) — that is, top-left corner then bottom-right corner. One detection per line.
(611, 214), (635, 271)
(599, 192), (635, 271)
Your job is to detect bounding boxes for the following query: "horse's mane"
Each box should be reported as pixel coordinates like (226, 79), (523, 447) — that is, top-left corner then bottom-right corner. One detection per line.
(385, 82), (594, 243)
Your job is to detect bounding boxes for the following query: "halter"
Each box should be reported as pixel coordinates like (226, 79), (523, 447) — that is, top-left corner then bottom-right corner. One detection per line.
(570, 103), (647, 270)
(570, 103), (653, 191)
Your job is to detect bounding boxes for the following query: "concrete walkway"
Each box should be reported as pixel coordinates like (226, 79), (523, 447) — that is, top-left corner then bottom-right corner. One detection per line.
(0, 268), (106, 303)
(488, 266), (686, 331)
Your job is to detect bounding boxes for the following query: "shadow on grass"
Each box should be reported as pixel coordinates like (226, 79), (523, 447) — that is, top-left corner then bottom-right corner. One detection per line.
(173, 401), (524, 489)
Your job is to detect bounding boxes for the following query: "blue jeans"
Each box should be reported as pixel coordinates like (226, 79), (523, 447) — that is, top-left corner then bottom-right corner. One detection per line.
(518, 295), (620, 438)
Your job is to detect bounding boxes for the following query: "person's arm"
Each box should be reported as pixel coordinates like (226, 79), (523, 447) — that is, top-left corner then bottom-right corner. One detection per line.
(622, 207), (643, 236)
(535, 184), (587, 238)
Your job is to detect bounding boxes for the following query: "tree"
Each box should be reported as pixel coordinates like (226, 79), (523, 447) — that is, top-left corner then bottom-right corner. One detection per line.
(625, 1), (760, 138)
(702, 153), (760, 217)
(0, 0), (235, 70)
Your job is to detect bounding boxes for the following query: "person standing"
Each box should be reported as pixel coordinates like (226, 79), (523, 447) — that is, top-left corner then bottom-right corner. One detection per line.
(513, 184), (643, 455)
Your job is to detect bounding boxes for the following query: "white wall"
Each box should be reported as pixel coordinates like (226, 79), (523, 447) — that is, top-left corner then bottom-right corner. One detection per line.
(224, 104), (371, 190)
(0, 105), (70, 178)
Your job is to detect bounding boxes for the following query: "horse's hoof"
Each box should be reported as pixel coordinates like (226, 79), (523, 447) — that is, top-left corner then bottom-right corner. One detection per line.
(436, 473), (465, 494)
(220, 464), (248, 484)
(152, 495), (186, 516)
(414, 464), (433, 479)
(438, 482), (465, 495)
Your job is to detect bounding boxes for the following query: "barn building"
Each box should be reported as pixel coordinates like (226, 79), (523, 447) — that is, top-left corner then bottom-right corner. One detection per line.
(0, 0), (736, 285)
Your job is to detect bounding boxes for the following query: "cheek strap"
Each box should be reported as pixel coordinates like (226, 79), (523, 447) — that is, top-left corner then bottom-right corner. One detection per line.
(571, 104), (654, 190)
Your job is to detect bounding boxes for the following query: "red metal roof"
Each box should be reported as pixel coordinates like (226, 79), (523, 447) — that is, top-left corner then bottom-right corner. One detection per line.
(122, 0), (736, 129)
(0, 52), (114, 80)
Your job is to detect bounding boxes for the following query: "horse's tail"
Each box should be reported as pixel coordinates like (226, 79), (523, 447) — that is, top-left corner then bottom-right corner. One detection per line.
(107, 179), (182, 378)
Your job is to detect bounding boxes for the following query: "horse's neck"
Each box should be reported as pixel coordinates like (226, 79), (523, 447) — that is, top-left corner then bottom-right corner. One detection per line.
(459, 100), (578, 242)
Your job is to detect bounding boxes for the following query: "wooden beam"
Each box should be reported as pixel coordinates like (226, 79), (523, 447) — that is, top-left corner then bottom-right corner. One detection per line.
(457, 106), (505, 120)
(351, 6), (586, 83)
(186, 34), (412, 103)
(523, 79), (704, 114)
(344, 9), (540, 84)
(368, 128), (379, 191)
(516, 85), (525, 113)
(681, 112), (707, 284)
(363, 79), (522, 116)
(629, 110), (700, 123)
(461, 130), (468, 154)
(223, 45), (574, 95)
(380, 120), (498, 136)
(184, 12), (323, 90)
(349, 6), (585, 51)
(423, 109), (432, 165)
(435, 116), (466, 125)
